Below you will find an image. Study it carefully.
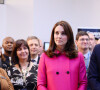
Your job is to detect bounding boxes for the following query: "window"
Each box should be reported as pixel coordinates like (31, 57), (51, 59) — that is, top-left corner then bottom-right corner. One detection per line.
(44, 42), (49, 51)
(0, 0), (4, 4)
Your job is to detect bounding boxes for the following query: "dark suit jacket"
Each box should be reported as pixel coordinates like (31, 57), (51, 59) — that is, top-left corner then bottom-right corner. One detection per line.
(31, 55), (40, 65)
(1, 54), (14, 71)
(37, 56), (40, 64)
(88, 44), (100, 90)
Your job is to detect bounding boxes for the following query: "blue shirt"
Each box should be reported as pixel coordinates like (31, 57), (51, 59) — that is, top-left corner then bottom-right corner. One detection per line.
(84, 51), (91, 72)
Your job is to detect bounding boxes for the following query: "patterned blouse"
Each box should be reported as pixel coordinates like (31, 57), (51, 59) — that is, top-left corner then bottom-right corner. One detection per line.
(7, 64), (38, 90)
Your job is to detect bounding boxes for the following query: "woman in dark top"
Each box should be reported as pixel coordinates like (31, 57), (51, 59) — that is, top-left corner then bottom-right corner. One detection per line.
(7, 39), (37, 90)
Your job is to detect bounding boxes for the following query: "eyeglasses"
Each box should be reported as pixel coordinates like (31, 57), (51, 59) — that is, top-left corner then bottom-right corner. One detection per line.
(79, 38), (89, 41)
(89, 38), (94, 41)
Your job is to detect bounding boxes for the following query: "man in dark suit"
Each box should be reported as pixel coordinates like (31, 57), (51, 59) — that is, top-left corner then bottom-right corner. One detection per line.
(27, 36), (41, 90)
(2, 37), (14, 71)
(27, 36), (40, 65)
(88, 44), (100, 90)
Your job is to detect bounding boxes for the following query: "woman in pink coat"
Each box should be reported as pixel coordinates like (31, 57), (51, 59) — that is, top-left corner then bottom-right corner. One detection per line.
(37, 21), (87, 90)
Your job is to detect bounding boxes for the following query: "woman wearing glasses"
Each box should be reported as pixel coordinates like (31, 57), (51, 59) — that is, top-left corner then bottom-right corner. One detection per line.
(37, 21), (87, 90)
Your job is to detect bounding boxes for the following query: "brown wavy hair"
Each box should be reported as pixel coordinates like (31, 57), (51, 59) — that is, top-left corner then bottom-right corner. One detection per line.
(45, 21), (78, 59)
(11, 39), (31, 64)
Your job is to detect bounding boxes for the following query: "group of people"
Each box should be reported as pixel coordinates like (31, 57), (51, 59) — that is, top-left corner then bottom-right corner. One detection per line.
(0, 20), (100, 90)
(0, 36), (43, 90)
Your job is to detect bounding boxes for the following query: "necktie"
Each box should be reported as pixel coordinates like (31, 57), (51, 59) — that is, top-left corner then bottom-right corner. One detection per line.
(84, 56), (88, 70)
(31, 60), (35, 62)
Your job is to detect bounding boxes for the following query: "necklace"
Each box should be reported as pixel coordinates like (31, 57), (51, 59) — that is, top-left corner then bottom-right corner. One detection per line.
(19, 62), (30, 88)
(9, 57), (12, 66)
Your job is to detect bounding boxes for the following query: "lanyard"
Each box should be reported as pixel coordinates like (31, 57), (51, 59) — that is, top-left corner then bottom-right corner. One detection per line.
(19, 62), (30, 88)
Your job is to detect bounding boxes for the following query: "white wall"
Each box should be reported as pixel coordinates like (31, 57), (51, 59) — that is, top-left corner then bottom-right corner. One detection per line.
(33, 0), (100, 43)
(0, 4), (6, 46)
(5, 0), (34, 40)
(0, 0), (100, 44)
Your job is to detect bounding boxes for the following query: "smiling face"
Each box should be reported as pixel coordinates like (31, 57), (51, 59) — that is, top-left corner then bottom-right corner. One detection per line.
(17, 44), (29, 61)
(54, 25), (68, 50)
(27, 39), (40, 56)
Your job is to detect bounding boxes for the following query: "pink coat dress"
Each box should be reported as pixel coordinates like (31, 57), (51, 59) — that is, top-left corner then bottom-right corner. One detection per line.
(37, 52), (87, 90)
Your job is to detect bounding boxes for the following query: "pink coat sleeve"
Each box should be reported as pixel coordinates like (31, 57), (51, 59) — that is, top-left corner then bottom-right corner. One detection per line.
(78, 53), (87, 90)
(37, 53), (47, 90)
